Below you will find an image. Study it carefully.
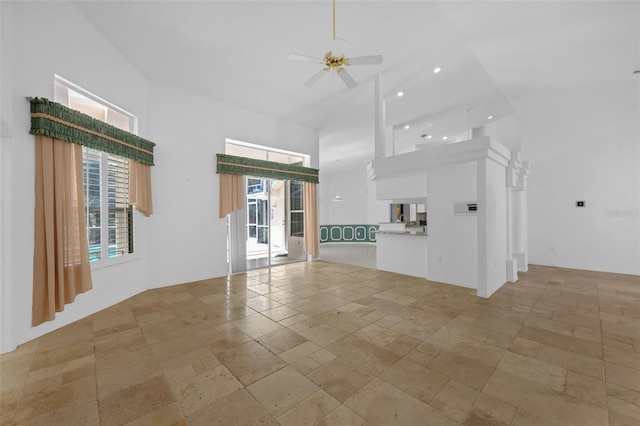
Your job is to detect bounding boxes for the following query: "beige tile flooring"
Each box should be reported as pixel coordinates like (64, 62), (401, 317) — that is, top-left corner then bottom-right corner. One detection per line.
(1, 261), (639, 425)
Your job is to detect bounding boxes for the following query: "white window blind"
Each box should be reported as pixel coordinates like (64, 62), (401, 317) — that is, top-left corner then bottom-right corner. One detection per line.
(83, 147), (133, 262)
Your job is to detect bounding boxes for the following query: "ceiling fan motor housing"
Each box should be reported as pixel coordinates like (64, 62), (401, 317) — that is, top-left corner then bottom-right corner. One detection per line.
(323, 52), (348, 69)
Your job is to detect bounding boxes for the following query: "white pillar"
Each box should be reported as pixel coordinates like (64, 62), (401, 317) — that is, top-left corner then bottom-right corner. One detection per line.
(513, 160), (531, 272)
(477, 158), (488, 297)
(505, 152), (521, 282)
(506, 188), (518, 282)
(374, 73), (386, 159)
(477, 156), (509, 298)
(513, 191), (527, 271)
(385, 125), (394, 157)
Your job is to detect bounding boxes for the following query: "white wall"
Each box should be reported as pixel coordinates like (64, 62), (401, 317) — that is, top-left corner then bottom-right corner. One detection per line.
(1, 1), (150, 353)
(426, 163), (478, 288)
(477, 158), (508, 297)
(319, 167), (386, 225)
(520, 82), (640, 275)
(146, 81), (318, 288)
(366, 171), (389, 224)
(376, 233), (428, 278)
(484, 115), (522, 153)
(0, 1), (319, 353)
(376, 172), (428, 201)
(1, 0), (16, 355)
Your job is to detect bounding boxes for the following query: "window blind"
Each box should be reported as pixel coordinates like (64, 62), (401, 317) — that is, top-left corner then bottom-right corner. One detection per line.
(83, 147), (133, 261)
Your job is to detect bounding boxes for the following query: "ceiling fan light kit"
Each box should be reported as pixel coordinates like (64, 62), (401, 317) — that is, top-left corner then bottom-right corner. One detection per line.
(289, 0), (383, 89)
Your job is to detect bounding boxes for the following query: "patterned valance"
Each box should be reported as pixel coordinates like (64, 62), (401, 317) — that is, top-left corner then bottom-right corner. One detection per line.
(216, 153), (319, 184)
(29, 97), (155, 166)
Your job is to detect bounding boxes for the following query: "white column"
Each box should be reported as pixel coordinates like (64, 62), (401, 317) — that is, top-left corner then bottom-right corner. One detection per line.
(477, 155), (509, 297)
(513, 191), (527, 271)
(505, 152), (521, 282)
(506, 188), (517, 282)
(477, 158), (489, 297)
(374, 73), (387, 159)
(513, 160), (531, 271)
(385, 125), (394, 157)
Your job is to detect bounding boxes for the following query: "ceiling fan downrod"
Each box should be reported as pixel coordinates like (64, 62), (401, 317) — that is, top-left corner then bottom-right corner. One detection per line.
(333, 0), (336, 40)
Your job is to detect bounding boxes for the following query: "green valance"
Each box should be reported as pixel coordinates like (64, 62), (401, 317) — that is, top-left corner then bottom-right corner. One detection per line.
(217, 153), (319, 184)
(29, 97), (155, 166)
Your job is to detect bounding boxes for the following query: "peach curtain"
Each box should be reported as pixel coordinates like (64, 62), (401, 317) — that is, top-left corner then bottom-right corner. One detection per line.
(303, 182), (319, 258)
(129, 160), (153, 217)
(219, 173), (244, 218)
(32, 135), (93, 326)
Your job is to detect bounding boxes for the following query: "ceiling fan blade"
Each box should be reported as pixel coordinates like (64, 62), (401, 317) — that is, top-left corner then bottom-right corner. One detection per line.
(304, 70), (327, 87)
(337, 68), (357, 89)
(289, 54), (321, 62)
(346, 55), (384, 66)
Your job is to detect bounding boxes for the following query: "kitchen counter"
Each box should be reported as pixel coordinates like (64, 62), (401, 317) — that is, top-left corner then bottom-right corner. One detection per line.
(375, 230), (427, 236)
(376, 222), (426, 235)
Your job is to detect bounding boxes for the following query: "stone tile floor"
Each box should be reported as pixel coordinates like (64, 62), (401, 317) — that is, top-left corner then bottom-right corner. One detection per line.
(1, 261), (639, 425)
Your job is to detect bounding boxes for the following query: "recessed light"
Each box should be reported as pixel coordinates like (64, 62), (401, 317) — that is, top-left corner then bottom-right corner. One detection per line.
(443, 136), (448, 140)
(487, 115), (493, 120)
(404, 125), (410, 130)
(397, 91), (404, 97)
(427, 135), (432, 139)
(433, 67), (442, 74)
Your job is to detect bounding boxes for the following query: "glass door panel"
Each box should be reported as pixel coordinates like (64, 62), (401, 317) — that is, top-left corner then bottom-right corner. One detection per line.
(246, 177), (269, 269)
(269, 180), (287, 266)
(287, 181), (306, 262)
(245, 178), (306, 270)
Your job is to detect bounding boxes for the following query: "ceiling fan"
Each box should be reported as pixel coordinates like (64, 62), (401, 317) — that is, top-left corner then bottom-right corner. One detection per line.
(288, 0), (383, 89)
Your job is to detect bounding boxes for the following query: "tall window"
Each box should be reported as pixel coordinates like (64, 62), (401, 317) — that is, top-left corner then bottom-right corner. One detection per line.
(54, 76), (136, 263)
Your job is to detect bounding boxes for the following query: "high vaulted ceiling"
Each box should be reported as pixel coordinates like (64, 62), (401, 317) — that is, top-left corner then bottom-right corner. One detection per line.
(72, 1), (639, 173)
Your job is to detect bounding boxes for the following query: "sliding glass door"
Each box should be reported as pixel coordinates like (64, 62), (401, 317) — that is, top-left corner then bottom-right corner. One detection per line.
(245, 178), (305, 270)
(225, 139), (310, 273)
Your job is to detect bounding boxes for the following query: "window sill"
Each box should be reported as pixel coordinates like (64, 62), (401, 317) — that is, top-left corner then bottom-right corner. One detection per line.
(90, 253), (140, 272)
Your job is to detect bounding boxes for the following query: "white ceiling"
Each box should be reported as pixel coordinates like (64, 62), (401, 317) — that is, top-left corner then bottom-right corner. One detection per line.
(72, 1), (639, 174)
